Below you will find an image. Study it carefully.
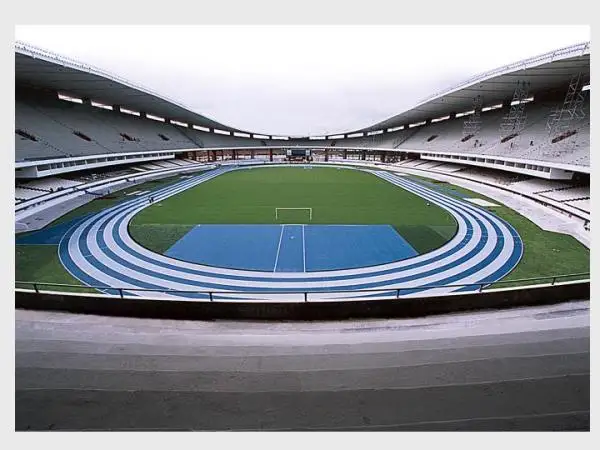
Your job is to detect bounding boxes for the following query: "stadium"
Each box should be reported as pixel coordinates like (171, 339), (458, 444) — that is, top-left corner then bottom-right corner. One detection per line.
(14, 38), (590, 430)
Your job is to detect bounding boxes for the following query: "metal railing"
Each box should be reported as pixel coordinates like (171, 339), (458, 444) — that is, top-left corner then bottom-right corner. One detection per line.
(15, 272), (590, 303)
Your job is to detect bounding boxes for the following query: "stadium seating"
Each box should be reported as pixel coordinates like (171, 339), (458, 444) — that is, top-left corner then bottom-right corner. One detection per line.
(507, 178), (573, 194)
(15, 177), (83, 203)
(566, 198), (590, 214)
(539, 186), (590, 203)
(456, 167), (529, 186)
(334, 97), (590, 168)
(15, 91), (266, 162)
(425, 163), (465, 173)
(16, 86), (590, 173)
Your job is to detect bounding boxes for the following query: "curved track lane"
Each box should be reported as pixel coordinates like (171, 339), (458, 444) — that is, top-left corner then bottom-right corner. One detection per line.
(58, 165), (523, 300)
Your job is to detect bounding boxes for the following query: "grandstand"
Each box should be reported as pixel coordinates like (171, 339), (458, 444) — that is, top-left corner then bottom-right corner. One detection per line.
(14, 40), (590, 431)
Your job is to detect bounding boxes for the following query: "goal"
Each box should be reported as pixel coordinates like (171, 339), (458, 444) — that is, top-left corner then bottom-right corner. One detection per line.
(275, 207), (313, 221)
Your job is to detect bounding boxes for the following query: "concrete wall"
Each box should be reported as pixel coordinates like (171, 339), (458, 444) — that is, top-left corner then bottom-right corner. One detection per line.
(15, 281), (590, 321)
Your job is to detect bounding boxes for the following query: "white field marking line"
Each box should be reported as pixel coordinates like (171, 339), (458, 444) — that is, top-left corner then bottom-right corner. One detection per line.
(275, 207), (312, 220)
(273, 225), (285, 272)
(302, 224), (306, 272)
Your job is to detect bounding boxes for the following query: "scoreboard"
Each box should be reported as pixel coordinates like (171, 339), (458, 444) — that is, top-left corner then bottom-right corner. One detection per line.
(286, 149), (311, 157)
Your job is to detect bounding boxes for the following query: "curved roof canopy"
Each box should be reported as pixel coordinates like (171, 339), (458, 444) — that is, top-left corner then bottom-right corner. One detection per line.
(14, 41), (253, 135)
(15, 41), (590, 139)
(349, 42), (590, 135)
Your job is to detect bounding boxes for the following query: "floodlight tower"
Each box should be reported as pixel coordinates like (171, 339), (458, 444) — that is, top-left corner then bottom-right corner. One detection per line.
(463, 95), (483, 138)
(500, 81), (531, 146)
(546, 72), (587, 138)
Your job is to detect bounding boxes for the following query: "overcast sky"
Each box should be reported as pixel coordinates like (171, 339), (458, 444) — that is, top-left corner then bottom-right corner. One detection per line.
(15, 25), (590, 136)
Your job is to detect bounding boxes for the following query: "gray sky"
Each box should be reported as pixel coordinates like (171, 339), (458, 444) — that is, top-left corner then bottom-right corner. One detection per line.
(15, 25), (590, 136)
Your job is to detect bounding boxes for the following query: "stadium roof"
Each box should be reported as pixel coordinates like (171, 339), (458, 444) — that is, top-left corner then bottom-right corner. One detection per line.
(14, 41), (255, 136)
(15, 41), (590, 139)
(349, 42), (590, 135)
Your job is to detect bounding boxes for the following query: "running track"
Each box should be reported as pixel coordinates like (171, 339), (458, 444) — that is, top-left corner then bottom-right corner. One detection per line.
(58, 165), (523, 301)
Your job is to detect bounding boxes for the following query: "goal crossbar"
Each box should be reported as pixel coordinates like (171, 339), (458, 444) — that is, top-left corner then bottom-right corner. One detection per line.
(275, 207), (312, 220)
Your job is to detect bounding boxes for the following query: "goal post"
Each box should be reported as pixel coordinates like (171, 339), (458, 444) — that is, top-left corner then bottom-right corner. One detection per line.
(275, 207), (313, 221)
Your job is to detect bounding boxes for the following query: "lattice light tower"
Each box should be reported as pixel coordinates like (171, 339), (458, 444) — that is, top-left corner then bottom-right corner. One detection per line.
(546, 72), (587, 138)
(463, 95), (483, 138)
(499, 81), (531, 145)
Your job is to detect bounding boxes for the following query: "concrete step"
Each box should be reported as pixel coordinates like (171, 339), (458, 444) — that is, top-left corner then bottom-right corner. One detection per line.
(15, 326), (590, 357)
(15, 352), (590, 392)
(15, 373), (590, 430)
(15, 337), (590, 372)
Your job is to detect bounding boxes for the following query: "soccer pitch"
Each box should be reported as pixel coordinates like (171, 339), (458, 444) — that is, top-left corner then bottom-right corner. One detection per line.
(129, 166), (458, 254)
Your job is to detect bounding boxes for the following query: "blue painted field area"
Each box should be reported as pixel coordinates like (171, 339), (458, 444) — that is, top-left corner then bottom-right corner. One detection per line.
(165, 224), (418, 272)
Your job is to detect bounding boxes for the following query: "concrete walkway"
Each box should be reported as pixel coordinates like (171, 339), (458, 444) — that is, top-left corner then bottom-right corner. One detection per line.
(15, 301), (590, 430)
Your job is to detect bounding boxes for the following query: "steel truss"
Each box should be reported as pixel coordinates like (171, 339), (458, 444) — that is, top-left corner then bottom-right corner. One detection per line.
(463, 95), (483, 137)
(546, 72), (587, 138)
(499, 81), (530, 143)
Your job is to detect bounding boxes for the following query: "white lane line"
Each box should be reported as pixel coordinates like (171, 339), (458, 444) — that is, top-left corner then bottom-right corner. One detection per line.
(302, 224), (306, 272)
(273, 225), (285, 272)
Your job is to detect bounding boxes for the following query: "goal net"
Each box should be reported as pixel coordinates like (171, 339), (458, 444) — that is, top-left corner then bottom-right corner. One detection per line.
(275, 207), (313, 222)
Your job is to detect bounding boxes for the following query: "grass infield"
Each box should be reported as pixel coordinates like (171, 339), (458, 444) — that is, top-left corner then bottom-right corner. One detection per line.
(130, 167), (457, 254)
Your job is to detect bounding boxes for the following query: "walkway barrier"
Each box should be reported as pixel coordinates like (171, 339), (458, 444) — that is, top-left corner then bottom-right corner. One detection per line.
(15, 273), (590, 321)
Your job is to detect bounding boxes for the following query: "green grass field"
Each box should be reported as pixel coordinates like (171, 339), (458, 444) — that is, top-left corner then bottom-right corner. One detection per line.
(130, 167), (458, 254)
(15, 164), (589, 290)
(15, 245), (94, 293)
